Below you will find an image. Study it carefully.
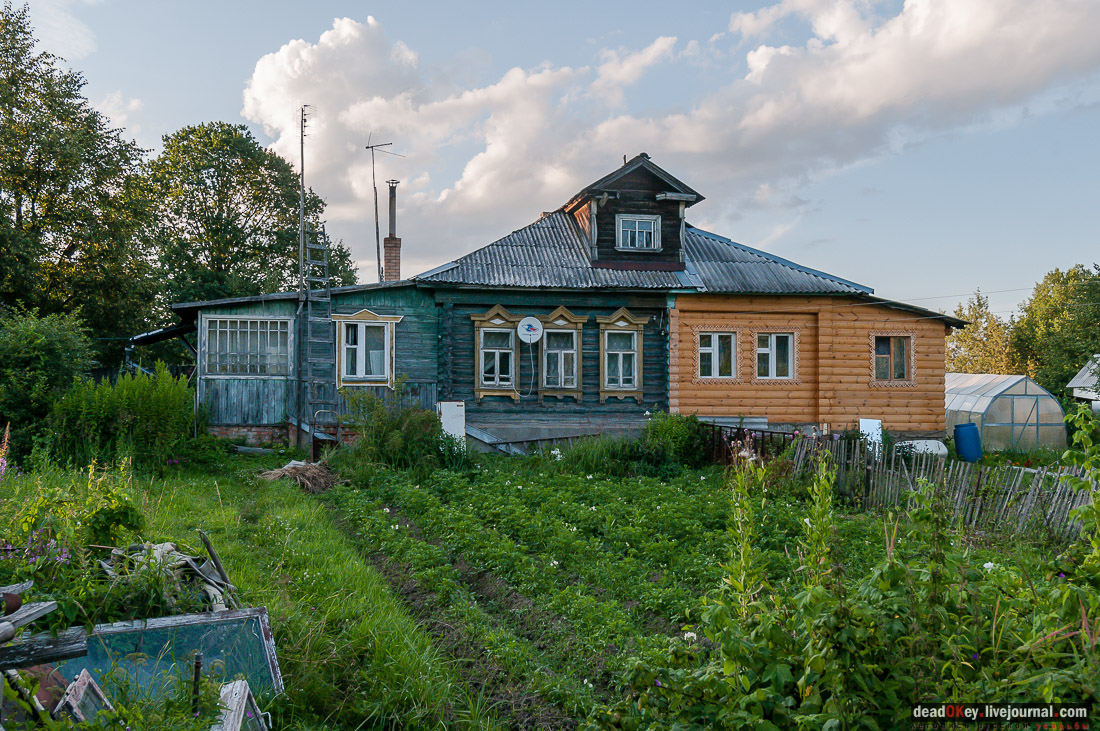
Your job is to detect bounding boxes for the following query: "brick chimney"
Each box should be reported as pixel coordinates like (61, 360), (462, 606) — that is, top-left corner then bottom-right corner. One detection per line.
(383, 180), (401, 282)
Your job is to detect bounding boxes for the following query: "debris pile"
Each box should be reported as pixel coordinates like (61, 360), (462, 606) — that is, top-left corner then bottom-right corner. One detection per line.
(259, 460), (337, 494)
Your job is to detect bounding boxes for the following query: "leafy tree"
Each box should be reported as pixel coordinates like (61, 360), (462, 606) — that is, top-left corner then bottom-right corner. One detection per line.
(1009, 265), (1100, 394)
(148, 121), (357, 314)
(0, 307), (93, 459)
(0, 4), (156, 364)
(946, 289), (1012, 374)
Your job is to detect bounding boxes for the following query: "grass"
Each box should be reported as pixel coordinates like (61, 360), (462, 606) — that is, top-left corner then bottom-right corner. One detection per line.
(1, 455), (503, 730)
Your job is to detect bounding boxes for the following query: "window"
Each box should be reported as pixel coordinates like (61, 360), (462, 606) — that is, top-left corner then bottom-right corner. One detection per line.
(333, 309), (403, 388)
(615, 214), (661, 250)
(756, 333), (793, 379)
(343, 322), (388, 381)
(204, 318), (291, 376)
(699, 332), (735, 378)
(543, 330), (577, 389)
(874, 336), (910, 381)
(480, 329), (514, 388)
(605, 331), (637, 388)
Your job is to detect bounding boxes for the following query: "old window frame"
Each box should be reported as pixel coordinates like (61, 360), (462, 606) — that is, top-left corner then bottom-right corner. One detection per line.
(869, 331), (917, 388)
(332, 309), (403, 388)
(538, 306), (587, 401)
(615, 214), (661, 251)
(471, 305), (522, 401)
(201, 316), (293, 378)
(480, 328), (515, 389)
(597, 307), (649, 403)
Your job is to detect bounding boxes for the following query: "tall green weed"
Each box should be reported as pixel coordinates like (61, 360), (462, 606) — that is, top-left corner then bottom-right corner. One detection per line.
(50, 363), (193, 471)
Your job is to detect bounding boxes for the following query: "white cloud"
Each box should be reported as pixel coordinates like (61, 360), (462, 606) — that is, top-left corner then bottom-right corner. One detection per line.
(590, 36), (677, 106)
(95, 91), (143, 135)
(242, 3), (1100, 282)
(26, 0), (100, 60)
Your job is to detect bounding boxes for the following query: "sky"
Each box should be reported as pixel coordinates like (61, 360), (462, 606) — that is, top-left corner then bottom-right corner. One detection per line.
(26, 0), (1100, 318)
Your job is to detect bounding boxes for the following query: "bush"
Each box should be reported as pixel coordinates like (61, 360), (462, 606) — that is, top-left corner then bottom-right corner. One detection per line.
(641, 412), (709, 468)
(0, 308), (94, 460)
(49, 362), (194, 471)
(553, 413), (711, 478)
(338, 384), (450, 477)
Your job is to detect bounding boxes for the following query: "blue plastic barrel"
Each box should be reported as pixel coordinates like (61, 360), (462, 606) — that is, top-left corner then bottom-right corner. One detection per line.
(954, 423), (982, 462)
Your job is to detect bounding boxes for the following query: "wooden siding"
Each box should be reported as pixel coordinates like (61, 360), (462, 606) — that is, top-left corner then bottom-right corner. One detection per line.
(435, 290), (669, 425)
(195, 285), (439, 426)
(591, 167), (684, 265)
(670, 295), (951, 434)
(203, 377), (291, 426)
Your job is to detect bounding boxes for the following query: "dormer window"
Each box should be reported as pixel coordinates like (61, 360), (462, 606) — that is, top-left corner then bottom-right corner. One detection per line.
(616, 214), (661, 251)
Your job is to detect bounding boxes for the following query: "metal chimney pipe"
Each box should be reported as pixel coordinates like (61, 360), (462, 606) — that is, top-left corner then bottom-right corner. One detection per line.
(386, 180), (398, 237)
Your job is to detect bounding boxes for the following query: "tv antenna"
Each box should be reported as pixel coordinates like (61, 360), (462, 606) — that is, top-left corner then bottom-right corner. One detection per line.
(365, 133), (404, 282)
(298, 104), (314, 296)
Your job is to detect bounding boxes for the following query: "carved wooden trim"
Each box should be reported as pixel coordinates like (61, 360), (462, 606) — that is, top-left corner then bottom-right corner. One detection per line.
(333, 310), (403, 389)
(538, 307), (587, 402)
(598, 308), (648, 403)
(751, 328), (802, 386)
(472, 306), (522, 402)
(868, 330), (918, 388)
(690, 325), (743, 385)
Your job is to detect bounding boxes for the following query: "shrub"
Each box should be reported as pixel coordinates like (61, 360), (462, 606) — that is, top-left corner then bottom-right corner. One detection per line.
(338, 384), (446, 477)
(641, 412), (709, 468)
(49, 362), (194, 471)
(0, 308), (94, 460)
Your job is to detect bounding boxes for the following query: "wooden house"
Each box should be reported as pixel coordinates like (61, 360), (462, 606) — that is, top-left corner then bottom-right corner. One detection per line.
(163, 153), (963, 447)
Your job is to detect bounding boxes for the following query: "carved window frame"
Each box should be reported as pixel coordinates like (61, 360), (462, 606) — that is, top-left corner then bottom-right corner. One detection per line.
(538, 306), (587, 402)
(332, 310), (403, 389)
(471, 305), (521, 401)
(869, 331), (917, 388)
(597, 307), (649, 403)
(691, 325), (743, 385)
(752, 328), (802, 386)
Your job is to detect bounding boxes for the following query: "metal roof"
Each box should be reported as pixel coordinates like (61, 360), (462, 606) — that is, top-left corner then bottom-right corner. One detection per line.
(683, 226), (871, 295)
(1066, 355), (1100, 389)
(415, 211), (873, 296)
(414, 211), (687, 289)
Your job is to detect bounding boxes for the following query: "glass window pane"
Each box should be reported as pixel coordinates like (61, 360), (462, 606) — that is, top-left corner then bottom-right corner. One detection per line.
(484, 330), (511, 349)
(563, 353), (575, 387)
(482, 354), (496, 381)
(875, 355), (890, 380)
(546, 354), (560, 386)
(622, 353), (635, 384)
(700, 353), (712, 378)
(608, 332), (634, 351)
(699, 334), (712, 349)
(757, 351), (769, 378)
(875, 336), (890, 356)
(364, 326), (385, 376)
(775, 336), (791, 378)
(893, 338), (907, 379)
(498, 352), (511, 381)
(757, 333), (769, 350)
(547, 331), (573, 350)
(346, 345), (357, 376)
(718, 334), (733, 377)
(608, 353), (620, 383)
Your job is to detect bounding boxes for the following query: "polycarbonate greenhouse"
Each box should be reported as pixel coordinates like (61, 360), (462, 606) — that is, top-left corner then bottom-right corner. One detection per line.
(945, 373), (1066, 451)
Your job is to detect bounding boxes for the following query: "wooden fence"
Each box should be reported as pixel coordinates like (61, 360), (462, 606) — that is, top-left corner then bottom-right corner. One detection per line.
(789, 437), (1093, 541)
(700, 424), (1094, 542)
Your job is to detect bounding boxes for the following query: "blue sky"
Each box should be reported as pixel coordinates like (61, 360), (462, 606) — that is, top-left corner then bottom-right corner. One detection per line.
(27, 0), (1100, 317)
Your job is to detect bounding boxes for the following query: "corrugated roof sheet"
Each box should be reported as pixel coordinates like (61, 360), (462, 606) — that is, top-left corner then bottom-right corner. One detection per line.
(1066, 355), (1100, 389)
(945, 373), (1028, 398)
(415, 212), (872, 295)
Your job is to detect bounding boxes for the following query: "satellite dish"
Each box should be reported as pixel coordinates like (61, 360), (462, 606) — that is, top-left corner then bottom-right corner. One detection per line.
(517, 316), (543, 344)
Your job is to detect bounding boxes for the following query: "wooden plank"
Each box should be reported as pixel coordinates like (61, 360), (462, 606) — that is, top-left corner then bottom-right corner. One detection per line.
(5, 602), (56, 630)
(0, 627), (87, 670)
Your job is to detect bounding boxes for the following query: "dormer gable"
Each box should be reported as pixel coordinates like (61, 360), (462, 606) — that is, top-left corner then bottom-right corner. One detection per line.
(564, 154), (703, 270)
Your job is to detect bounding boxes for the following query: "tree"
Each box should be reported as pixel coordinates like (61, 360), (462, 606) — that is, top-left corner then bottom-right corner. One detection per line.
(945, 289), (1012, 374)
(0, 4), (157, 364)
(0, 307), (93, 459)
(1009, 264), (1100, 394)
(148, 121), (357, 314)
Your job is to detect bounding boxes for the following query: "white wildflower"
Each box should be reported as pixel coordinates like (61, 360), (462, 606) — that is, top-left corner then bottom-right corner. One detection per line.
(683, 631), (697, 642)
(983, 561), (995, 571)
(586, 475), (594, 480)
(803, 518), (811, 527)
(550, 559), (559, 567)
(590, 506), (596, 511)
(382, 507), (390, 513)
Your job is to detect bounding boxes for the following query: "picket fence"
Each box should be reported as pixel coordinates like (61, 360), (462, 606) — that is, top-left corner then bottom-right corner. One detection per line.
(788, 437), (1093, 541)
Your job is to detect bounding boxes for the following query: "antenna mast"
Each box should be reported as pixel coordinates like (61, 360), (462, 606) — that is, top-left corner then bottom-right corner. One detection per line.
(364, 136), (403, 283)
(298, 105), (312, 296)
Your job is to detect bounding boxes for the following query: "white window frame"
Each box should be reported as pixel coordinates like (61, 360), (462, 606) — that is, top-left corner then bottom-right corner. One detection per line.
(756, 332), (794, 380)
(542, 329), (578, 390)
(698, 332), (736, 379)
(480, 328), (515, 389)
(333, 309), (403, 388)
(342, 321), (390, 383)
(603, 329), (638, 389)
(615, 214), (661, 251)
(201, 315), (293, 378)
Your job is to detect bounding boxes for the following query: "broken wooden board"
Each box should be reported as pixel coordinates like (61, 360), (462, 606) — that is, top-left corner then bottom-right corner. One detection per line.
(51, 669), (114, 722)
(0, 628), (87, 670)
(210, 679), (270, 731)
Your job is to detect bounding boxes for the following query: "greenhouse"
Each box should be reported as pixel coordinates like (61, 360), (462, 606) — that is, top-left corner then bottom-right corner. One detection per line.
(945, 373), (1066, 451)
